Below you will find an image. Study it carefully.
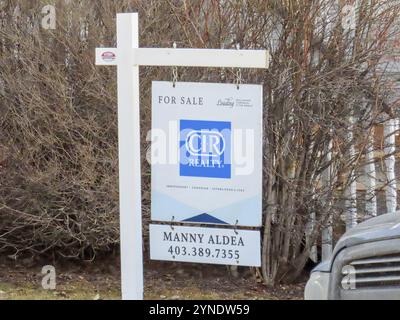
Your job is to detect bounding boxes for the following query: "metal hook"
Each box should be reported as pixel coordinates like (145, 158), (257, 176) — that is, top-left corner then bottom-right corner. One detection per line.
(172, 42), (178, 88)
(234, 219), (239, 235)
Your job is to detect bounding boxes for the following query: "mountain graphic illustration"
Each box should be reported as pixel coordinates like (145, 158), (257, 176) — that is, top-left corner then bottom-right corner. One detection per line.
(184, 213), (228, 224)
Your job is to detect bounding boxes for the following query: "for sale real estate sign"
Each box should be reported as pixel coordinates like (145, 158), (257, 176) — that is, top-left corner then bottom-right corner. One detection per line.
(150, 81), (262, 267)
(150, 81), (263, 227)
(96, 12), (269, 299)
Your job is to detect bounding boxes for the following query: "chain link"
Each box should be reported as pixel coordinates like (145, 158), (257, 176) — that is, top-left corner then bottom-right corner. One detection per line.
(235, 44), (242, 89)
(172, 66), (178, 88)
(235, 68), (242, 90)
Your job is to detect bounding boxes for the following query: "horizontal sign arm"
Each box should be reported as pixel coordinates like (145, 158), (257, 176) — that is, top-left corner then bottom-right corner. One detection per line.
(134, 48), (270, 69)
(96, 48), (270, 69)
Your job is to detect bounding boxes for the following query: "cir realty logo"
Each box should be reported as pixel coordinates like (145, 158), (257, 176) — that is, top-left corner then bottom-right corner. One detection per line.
(147, 120), (256, 177)
(185, 130), (226, 158)
(180, 120), (231, 179)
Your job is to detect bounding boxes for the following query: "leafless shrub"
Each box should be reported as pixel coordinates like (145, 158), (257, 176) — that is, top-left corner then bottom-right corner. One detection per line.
(0, 0), (399, 284)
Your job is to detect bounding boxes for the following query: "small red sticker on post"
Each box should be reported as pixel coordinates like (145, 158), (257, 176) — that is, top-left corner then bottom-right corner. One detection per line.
(101, 51), (116, 63)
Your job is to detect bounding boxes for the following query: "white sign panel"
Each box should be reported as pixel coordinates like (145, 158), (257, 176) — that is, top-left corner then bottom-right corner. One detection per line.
(150, 224), (261, 267)
(151, 81), (263, 227)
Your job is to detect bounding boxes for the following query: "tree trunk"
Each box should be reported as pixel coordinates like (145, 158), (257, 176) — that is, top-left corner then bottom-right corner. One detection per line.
(365, 128), (377, 217)
(345, 116), (357, 230)
(384, 118), (397, 213)
(322, 140), (333, 261)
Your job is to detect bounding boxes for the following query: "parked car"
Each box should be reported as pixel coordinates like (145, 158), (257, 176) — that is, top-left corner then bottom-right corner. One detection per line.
(305, 213), (400, 300)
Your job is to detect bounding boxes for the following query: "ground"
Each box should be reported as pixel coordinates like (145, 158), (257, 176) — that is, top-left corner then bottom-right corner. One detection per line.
(0, 258), (305, 300)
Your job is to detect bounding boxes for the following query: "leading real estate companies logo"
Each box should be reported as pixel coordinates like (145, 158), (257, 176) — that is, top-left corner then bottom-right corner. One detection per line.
(180, 120), (232, 179)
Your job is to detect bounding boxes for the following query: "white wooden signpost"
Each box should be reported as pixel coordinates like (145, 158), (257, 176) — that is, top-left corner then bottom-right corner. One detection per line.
(95, 13), (269, 300)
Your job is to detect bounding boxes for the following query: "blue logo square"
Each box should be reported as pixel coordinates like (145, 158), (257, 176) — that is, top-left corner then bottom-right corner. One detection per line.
(180, 120), (231, 179)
